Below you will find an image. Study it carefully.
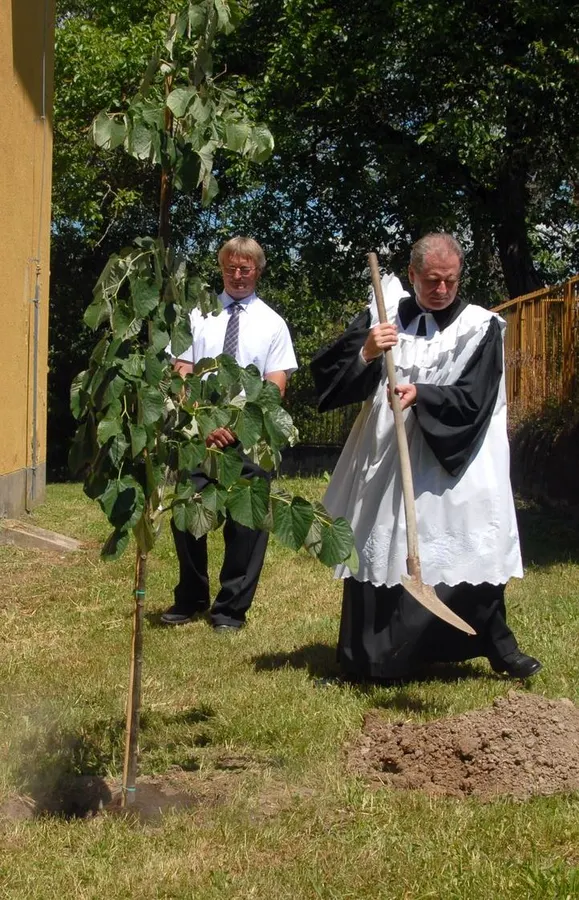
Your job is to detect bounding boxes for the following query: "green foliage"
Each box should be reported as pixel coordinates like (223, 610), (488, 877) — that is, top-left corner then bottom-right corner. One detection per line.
(70, 237), (354, 567)
(228, 0), (579, 299)
(89, 1), (274, 208)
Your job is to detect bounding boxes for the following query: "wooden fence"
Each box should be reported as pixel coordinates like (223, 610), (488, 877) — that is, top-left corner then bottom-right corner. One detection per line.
(493, 275), (579, 421)
(283, 274), (579, 459)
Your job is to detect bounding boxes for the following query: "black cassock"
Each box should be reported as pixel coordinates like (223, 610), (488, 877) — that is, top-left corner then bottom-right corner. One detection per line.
(311, 294), (521, 680)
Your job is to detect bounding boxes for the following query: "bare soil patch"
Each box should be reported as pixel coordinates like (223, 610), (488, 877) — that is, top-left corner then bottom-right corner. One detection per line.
(347, 691), (579, 801)
(0, 753), (295, 824)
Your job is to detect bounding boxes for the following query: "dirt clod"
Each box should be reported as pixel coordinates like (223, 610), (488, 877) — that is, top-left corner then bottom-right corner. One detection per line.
(347, 691), (579, 801)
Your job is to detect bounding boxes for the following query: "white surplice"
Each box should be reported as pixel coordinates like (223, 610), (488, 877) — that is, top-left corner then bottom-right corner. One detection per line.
(323, 275), (523, 588)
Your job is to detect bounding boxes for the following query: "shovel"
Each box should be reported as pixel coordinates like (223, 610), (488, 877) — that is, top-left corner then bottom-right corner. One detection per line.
(367, 252), (475, 636)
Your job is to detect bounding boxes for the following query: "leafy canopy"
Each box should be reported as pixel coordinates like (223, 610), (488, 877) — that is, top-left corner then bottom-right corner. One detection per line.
(69, 0), (357, 572)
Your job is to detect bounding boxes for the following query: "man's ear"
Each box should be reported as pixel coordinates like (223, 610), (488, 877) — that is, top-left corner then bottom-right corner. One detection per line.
(408, 265), (415, 285)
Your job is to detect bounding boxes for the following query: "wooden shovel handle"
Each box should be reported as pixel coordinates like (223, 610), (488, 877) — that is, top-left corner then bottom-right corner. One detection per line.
(367, 252), (420, 568)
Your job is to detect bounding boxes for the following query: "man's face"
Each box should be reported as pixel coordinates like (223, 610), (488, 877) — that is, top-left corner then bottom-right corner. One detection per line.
(408, 250), (461, 311)
(221, 253), (259, 300)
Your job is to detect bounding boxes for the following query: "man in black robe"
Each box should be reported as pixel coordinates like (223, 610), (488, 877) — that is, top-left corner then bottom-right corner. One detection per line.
(311, 233), (542, 681)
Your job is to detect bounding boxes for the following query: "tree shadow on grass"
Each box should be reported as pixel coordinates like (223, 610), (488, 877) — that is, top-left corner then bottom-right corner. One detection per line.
(517, 501), (579, 567)
(15, 705), (215, 818)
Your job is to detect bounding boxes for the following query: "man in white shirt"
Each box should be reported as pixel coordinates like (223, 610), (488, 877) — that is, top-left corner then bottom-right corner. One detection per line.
(162, 237), (298, 631)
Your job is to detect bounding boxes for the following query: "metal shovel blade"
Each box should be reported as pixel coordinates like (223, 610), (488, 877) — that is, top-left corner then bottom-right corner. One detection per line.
(401, 574), (476, 635)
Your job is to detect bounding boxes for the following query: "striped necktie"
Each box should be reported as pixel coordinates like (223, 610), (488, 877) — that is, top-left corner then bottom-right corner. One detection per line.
(222, 301), (241, 358)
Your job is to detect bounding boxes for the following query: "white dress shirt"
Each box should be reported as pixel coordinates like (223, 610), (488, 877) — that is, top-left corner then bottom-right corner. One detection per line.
(175, 292), (298, 377)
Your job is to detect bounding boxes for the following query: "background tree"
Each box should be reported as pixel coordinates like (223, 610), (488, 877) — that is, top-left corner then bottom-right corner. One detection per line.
(229, 0), (579, 299)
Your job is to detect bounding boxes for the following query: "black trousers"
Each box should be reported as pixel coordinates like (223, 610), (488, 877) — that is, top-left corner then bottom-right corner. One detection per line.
(338, 579), (519, 680)
(171, 457), (270, 628)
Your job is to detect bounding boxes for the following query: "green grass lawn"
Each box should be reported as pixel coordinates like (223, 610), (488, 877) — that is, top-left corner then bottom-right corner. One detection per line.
(0, 481), (578, 899)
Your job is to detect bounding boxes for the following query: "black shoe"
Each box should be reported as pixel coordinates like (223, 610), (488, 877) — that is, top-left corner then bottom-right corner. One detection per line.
(212, 623), (242, 633)
(160, 605), (208, 626)
(489, 651), (542, 679)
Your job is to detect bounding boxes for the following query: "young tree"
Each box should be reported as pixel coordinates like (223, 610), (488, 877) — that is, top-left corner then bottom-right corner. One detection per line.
(69, 0), (355, 806)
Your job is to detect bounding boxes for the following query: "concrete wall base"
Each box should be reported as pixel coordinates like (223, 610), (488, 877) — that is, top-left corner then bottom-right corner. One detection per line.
(0, 464), (46, 518)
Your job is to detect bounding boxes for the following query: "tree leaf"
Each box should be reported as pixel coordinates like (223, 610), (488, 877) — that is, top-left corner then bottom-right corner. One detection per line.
(131, 276), (160, 317)
(101, 528), (130, 560)
(246, 124), (274, 163)
(151, 321), (170, 353)
(108, 432), (129, 467)
(271, 495), (315, 551)
(166, 86), (196, 117)
(225, 121), (250, 153)
(129, 423), (148, 457)
(226, 477), (270, 529)
(169, 316), (193, 359)
(195, 406), (231, 438)
(234, 403), (264, 448)
(84, 295), (110, 330)
(185, 499), (217, 538)
(120, 353), (144, 378)
(264, 405), (294, 448)
(144, 349), (166, 386)
(258, 379), (283, 410)
(111, 302), (142, 340)
(239, 366), (263, 401)
(216, 354), (241, 387)
(178, 438), (207, 471)
(91, 111), (126, 150)
(70, 372), (86, 420)
(99, 476), (145, 530)
(140, 386), (164, 425)
(201, 172), (219, 207)
(197, 141), (217, 181)
(97, 412), (123, 444)
(200, 483), (228, 514)
(216, 446), (244, 487)
(172, 500), (188, 531)
(133, 513), (156, 553)
(126, 121), (153, 159)
(318, 516), (355, 567)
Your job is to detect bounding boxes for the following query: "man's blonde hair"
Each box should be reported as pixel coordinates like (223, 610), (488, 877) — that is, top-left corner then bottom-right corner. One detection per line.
(218, 236), (266, 273)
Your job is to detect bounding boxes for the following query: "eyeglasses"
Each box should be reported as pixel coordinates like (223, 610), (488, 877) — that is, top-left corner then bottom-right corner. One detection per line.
(223, 266), (255, 276)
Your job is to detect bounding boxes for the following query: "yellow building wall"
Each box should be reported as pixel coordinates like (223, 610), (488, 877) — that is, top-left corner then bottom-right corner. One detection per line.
(0, 0), (54, 516)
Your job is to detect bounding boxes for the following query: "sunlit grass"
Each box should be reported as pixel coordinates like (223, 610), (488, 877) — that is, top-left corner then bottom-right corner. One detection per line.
(0, 481), (577, 899)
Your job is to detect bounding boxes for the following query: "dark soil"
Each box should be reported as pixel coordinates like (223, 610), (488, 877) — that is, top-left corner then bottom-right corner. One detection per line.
(0, 753), (282, 824)
(347, 691), (579, 801)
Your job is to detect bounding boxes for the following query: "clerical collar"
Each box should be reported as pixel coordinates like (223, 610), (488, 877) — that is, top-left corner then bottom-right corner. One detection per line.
(397, 293), (467, 331)
(221, 291), (257, 309)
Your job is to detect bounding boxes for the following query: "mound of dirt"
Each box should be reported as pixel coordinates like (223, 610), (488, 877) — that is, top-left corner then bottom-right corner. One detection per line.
(347, 691), (579, 801)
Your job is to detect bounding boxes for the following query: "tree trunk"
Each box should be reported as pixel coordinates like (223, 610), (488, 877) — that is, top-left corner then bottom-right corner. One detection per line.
(121, 549), (146, 807)
(492, 166), (544, 299)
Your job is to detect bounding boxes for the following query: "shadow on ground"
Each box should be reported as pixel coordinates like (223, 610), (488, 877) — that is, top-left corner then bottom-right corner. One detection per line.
(14, 706), (214, 818)
(517, 501), (579, 567)
(253, 644), (490, 693)
(253, 642), (339, 680)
